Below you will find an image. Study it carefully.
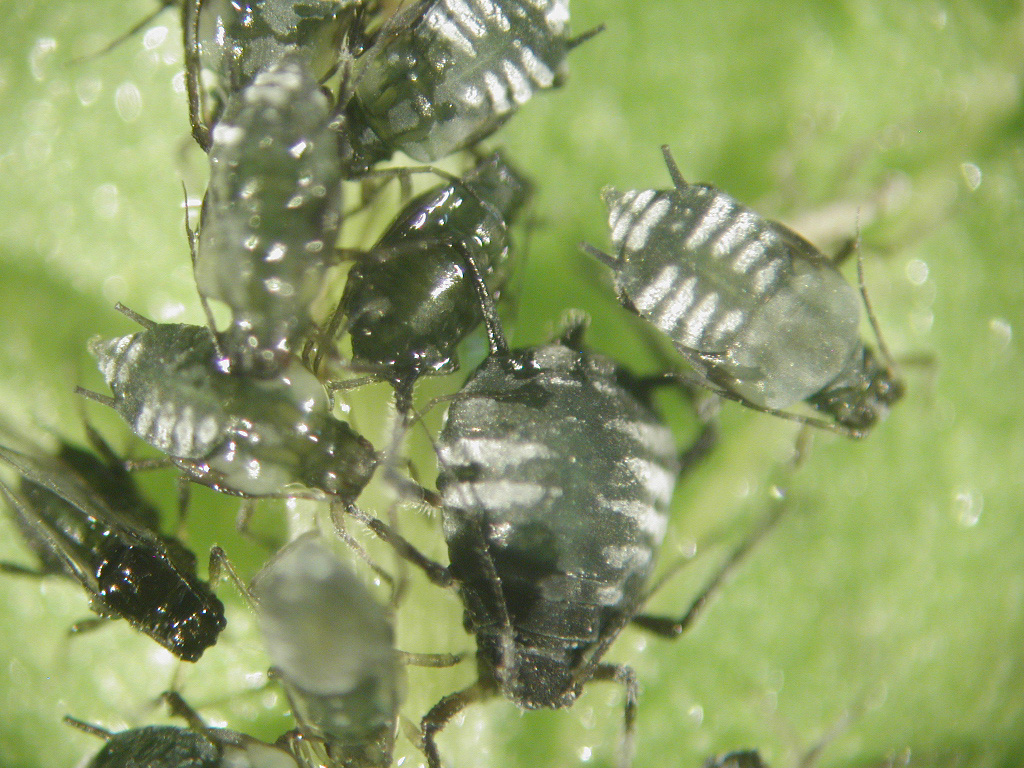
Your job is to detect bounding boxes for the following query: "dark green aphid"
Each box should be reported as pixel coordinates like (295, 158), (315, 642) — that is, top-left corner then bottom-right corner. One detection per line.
(67, 697), (302, 768)
(326, 151), (531, 407)
(195, 56), (343, 377)
(184, 0), (364, 149)
(251, 534), (403, 768)
(341, 0), (580, 172)
(0, 439), (225, 662)
(86, 320), (377, 500)
(586, 146), (904, 437)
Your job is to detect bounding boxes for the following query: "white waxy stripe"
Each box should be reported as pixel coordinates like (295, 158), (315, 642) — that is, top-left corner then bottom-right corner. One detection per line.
(623, 456), (676, 505)
(632, 264), (679, 314)
(173, 406), (195, 456)
(425, 7), (477, 55)
(609, 190), (640, 243)
(133, 395), (157, 438)
(440, 438), (554, 471)
(519, 45), (554, 87)
(707, 308), (746, 344)
(626, 196), (671, 252)
(599, 497), (669, 539)
(442, 480), (552, 513)
(444, 0), (487, 37)
(501, 59), (533, 104)
(471, 0), (510, 30)
(602, 544), (653, 570)
(196, 416), (220, 448)
(732, 239), (765, 273)
(684, 195), (733, 249)
(628, 189), (657, 216)
(682, 291), (720, 346)
(461, 84), (485, 106)
(153, 402), (179, 453)
(483, 70), (511, 113)
(544, 0), (570, 32)
(607, 418), (677, 457)
(753, 259), (783, 294)
(655, 274), (697, 333)
(712, 211), (758, 257)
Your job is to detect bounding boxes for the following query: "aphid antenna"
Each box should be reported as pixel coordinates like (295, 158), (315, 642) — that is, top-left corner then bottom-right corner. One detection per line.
(660, 145), (688, 192)
(397, 650), (465, 668)
(183, 0), (212, 151)
(420, 681), (490, 768)
(567, 23), (607, 50)
(208, 545), (259, 612)
(458, 239), (510, 356)
(325, 502), (398, 593)
(181, 184), (229, 362)
(64, 0), (177, 66)
(344, 502), (453, 588)
(161, 690), (210, 733)
(113, 302), (157, 330)
(62, 715), (113, 740)
(856, 247), (900, 374)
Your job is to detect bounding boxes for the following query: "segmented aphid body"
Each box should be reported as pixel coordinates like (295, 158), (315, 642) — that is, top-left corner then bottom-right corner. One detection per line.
(184, 0), (362, 147)
(337, 152), (531, 398)
(251, 534), (402, 768)
(89, 322), (377, 499)
(436, 330), (679, 710)
(81, 724), (301, 768)
(344, 0), (573, 170)
(597, 156), (903, 434)
(195, 57), (344, 377)
(0, 443), (225, 661)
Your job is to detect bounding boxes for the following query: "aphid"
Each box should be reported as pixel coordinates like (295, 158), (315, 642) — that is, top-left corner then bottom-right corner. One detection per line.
(249, 533), (403, 768)
(183, 0), (364, 149)
(83, 317), (377, 501)
(586, 146), (904, 437)
(0, 438), (225, 662)
(194, 56), (343, 377)
(341, 0), (586, 171)
(375, 311), (743, 768)
(322, 151), (532, 408)
(704, 752), (769, 768)
(66, 693), (302, 768)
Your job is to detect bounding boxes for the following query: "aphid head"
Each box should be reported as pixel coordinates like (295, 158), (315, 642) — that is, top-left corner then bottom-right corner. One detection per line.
(809, 347), (905, 436)
(298, 420), (378, 500)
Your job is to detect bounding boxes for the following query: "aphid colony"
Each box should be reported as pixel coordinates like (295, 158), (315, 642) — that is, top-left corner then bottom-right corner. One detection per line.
(1, 1), (907, 766)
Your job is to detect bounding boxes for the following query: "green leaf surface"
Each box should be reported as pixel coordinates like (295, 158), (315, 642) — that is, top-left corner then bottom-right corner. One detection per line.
(0, 2), (1021, 767)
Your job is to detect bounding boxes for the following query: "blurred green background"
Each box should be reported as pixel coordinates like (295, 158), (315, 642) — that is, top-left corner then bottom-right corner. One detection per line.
(0, 1), (1022, 767)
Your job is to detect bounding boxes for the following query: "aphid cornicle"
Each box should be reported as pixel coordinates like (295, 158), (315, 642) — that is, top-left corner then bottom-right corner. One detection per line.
(183, 0), (363, 149)
(587, 146), (904, 437)
(341, 0), (578, 171)
(250, 534), (403, 768)
(86, 320), (377, 500)
(0, 439), (225, 662)
(195, 56), (344, 377)
(327, 151), (532, 406)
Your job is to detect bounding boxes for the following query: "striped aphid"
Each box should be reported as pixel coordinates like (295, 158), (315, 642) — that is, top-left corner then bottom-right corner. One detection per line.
(81, 314), (377, 502)
(341, 0), (597, 173)
(585, 146), (904, 438)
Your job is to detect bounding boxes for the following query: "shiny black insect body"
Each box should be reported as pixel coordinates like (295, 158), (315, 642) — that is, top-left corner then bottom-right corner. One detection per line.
(195, 56), (344, 377)
(86, 320), (377, 500)
(342, 0), (578, 172)
(327, 151), (531, 407)
(184, 0), (364, 149)
(587, 147), (903, 437)
(250, 534), (402, 768)
(0, 440), (225, 662)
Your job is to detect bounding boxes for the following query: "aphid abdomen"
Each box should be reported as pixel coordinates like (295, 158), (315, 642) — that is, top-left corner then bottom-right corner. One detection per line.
(196, 57), (343, 375)
(354, 0), (571, 161)
(94, 537), (226, 662)
(84, 725), (221, 768)
(604, 185), (862, 410)
(251, 535), (401, 766)
(438, 342), (678, 706)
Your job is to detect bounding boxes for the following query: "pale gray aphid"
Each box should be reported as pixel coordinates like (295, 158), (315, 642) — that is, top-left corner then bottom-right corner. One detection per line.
(250, 533), (402, 768)
(87, 321), (377, 500)
(588, 146), (903, 436)
(195, 56), (343, 377)
(346, 0), (576, 165)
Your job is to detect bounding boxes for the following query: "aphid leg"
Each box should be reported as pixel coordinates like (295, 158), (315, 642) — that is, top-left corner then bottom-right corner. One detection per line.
(67, 0), (176, 64)
(162, 690), (209, 731)
(591, 662), (639, 768)
(0, 561), (44, 577)
(62, 715), (113, 740)
(344, 503), (453, 588)
(173, 475), (192, 534)
(73, 386), (117, 410)
(457, 239), (509, 356)
(396, 650), (464, 667)
(630, 500), (787, 638)
(420, 681), (489, 768)
(68, 616), (110, 636)
(123, 456), (175, 472)
(183, 0), (211, 151)
(182, 194), (229, 362)
(208, 546), (257, 611)
(326, 502), (397, 592)
(232, 500), (279, 550)
(660, 145), (689, 191)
